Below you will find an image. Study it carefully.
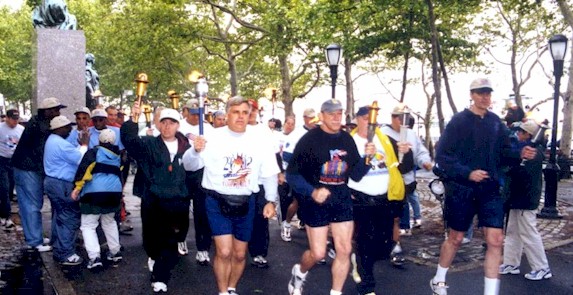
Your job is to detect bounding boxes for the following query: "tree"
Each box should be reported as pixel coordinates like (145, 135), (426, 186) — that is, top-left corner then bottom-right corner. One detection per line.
(556, 0), (573, 158)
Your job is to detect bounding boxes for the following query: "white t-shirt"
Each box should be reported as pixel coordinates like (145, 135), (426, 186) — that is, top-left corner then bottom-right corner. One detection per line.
(179, 120), (213, 171)
(182, 126), (280, 197)
(164, 139), (178, 162)
(0, 122), (24, 158)
(347, 133), (390, 196)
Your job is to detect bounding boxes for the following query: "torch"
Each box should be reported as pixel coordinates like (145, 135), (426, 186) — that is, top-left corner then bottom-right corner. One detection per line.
(142, 104), (152, 128)
(521, 123), (550, 166)
(133, 73), (149, 123)
(366, 101), (380, 165)
(397, 105), (411, 163)
(196, 76), (209, 135)
(168, 90), (180, 110)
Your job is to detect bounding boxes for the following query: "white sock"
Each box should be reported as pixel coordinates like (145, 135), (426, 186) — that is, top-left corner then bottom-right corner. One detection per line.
(295, 264), (308, 278)
(282, 220), (291, 227)
(392, 242), (402, 254)
(434, 265), (449, 282)
(484, 277), (500, 295)
(219, 292), (229, 295)
(228, 287), (236, 292)
(330, 290), (342, 295)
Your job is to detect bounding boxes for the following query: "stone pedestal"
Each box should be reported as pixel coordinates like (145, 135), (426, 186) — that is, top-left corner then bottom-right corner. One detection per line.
(32, 29), (85, 119)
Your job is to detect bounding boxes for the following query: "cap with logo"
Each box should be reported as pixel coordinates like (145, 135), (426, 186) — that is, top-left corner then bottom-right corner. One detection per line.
(91, 109), (108, 118)
(469, 78), (493, 92)
(98, 129), (116, 144)
(6, 109), (19, 119)
(392, 103), (410, 115)
(356, 106), (369, 117)
(185, 99), (200, 114)
(49, 115), (75, 130)
(320, 99), (343, 113)
(74, 107), (91, 116)
(38, 97), (67, 110)
(159, 108), (180, 123)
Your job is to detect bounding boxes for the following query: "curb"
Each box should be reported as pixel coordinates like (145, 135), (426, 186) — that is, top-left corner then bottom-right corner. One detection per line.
(41, 252), (76, 295)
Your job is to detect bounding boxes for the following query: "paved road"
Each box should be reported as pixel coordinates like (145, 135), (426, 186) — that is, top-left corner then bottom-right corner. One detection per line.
(34, 173), (572, 295)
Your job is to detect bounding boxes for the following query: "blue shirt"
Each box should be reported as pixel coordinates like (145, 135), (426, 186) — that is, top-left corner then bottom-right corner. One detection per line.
(86, 126), (124, 150)
(44, 134), (83, 182)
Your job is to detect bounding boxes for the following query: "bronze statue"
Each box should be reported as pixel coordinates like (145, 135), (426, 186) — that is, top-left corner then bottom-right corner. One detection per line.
(85, 53), (101, 110)
(32, 0), (77, 30)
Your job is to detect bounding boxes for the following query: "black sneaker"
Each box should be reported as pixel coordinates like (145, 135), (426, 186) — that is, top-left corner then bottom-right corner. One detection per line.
(251, 255), (269, 268)
(106, 251), (123, 263)
(87, 257), (103, 269)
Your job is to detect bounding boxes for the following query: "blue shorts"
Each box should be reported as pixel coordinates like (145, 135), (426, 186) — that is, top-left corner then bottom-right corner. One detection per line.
(298, 187), (353, 228)
(444, 180), (504, 231)
(205, 194), (255, 242)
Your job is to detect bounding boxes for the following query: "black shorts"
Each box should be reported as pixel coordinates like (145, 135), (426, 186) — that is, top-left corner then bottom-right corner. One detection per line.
(444, 180), (504, 231)
(298, 188), (353, 227)
(350, 189), (404, 219)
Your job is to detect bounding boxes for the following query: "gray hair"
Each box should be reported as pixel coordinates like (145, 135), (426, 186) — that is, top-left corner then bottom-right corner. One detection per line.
(226, 96), (251, 113)
(213, 110), (226, 118)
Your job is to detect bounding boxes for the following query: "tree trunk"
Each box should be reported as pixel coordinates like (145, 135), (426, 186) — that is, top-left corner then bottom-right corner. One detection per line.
(557, 0), (573, 158)
(426, 0), (445, 132)
(400, 52), (409, 103)
(228, 53), (238, 96)
(344, 58), (354, 123)
(279, 54), (293, 116)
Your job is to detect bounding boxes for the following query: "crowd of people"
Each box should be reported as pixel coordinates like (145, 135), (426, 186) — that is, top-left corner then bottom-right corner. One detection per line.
(0, 77), (553, 295)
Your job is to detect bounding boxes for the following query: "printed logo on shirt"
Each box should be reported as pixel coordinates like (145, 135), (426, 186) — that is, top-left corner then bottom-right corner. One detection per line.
(2, 135), (19, 150)
(367, 151), (388, 174)
(223, 153), (252, 188)
(319, 149), (348, 185)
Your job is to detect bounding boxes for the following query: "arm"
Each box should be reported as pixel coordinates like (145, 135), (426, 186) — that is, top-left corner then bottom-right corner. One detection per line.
(435, 117), (473, 181)
(120, 120), (148, 162)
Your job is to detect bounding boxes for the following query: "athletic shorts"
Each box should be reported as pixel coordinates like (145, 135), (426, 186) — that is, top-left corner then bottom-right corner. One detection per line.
(298, 187), (353, 228)
(444, 180), (504, 231)
(205, 193), (256, 242)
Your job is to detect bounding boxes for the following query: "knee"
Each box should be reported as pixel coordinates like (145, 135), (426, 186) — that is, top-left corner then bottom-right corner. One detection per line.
(232, 248), (247, 262)
(333, 241), (352, 258)
(486, 232), (504, 249)
(447, 231), (464, 248)
(217, 246), (233, 260)
(310, 248), (326, 262)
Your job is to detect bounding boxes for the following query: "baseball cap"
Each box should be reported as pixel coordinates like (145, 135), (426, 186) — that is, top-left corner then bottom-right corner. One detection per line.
(391, 103), (410, 115)
(247, 99), (259, 110)
(91, 109), (108, 118)
(49, 115), (75, 130)
(159, 108), (180, 123)
(185, 99), (200, 114)
(356, 106), (369, 117)
(303, 108), (316, 118)
(320, 99), (343, 113)
(98, 129), (116, 144)
(38, 97), (67, 110)
(518, 120), (539, 136)
(469, 78), (493, 92)
(74, 107), (91, 116)
(6, 109), (19, 119)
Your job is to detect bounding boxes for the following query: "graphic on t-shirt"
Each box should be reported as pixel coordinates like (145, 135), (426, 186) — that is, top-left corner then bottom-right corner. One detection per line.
(3, 135), (19, 150)
(319, 149), (348, 185)
(223, 153), (252, 187)
(367, 151), (389, 173)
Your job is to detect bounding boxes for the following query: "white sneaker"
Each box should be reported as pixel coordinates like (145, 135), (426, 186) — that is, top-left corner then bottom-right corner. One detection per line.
(499, 264), (520, 275)
(413, 219), (422, 228)
(288, 264), (306, 295)
(1, 219), (15, 229)
(148, 257), (155, 272)
(177, 241), (189, 255)
(430, 278), (448, 295)
(399, 229), (412, 236)
(461, 237), (471, 244)
(151, 281), (167, 293)
(36, 244), (52, 252)
(43, 237), (50, 244)
(524, 268), (552, 280)
(281, 221), (292, 242)
(196, 251), (210, 265)
(61, 253), (83, 266)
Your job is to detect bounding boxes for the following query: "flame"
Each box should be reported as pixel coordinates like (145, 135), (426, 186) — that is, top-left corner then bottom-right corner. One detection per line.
(188, 70), (204, 83)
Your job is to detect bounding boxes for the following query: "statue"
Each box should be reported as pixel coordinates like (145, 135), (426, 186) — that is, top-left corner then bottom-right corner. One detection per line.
(85, 53), (101, 110)
(32, 0), (77, 30)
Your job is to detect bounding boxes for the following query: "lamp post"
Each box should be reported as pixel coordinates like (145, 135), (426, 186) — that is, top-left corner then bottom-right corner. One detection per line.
(325, 44), (342, 100)
(539, 34), (567, 219)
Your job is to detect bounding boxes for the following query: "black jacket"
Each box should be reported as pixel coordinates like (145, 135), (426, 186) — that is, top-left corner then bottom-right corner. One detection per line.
(121, 121), (190, 199)
(505, 143), (544, 210)
(11, 113), (51, 173)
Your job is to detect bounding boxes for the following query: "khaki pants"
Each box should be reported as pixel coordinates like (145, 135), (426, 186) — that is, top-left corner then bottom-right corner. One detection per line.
(503, 209), (549, 271)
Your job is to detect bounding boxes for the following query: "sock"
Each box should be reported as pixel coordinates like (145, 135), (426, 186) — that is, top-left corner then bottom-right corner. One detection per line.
(218, 292), (229, 295)
(484, 277), (500, 295)
(392, 242), (402, 254)
(228, 287), (236, 292)
(295, 264), (308, 278)
(330, 290), (342, 295)
(434, 265), (449, 282)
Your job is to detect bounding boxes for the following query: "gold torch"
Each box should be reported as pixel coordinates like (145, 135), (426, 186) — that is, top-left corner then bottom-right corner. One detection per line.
(366, 101), (380, 165)
(168, 90), (180, 110)
(133, 73), (149, 122)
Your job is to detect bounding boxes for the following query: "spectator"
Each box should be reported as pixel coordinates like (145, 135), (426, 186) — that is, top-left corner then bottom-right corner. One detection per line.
(0, 109), (24, 229)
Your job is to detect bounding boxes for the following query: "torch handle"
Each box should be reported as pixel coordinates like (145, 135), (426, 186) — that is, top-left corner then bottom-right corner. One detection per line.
(199, 107), (204, 135)
(398, 126), (408, 163)
(133, 95), (143, 122)
(365, 124), (376, 165)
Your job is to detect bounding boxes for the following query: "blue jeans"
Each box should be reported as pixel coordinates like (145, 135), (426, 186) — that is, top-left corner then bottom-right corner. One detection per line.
(0, 157), (12, 219)
(400, 191), (422, 229)
(14, 168), (45, 247)
(44, 177), (80, 262)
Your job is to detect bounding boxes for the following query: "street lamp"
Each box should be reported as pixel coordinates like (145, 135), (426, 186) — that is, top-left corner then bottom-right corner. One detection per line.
(325, 44), (342, 100)
(539, 34), (567, 219)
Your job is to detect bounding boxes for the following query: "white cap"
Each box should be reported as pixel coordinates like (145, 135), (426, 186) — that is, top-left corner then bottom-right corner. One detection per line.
(98, 129), (116, 144)
(39, 97), (67, 110)
(469, 78), (493, 92)
(74, 107), (91, 115)
(518, 120), (540, 136)
(49, 115), (74, 130)
(159, 108), (180, 123)
(91, 109), (107, 118)
(391, 103), (410, 115)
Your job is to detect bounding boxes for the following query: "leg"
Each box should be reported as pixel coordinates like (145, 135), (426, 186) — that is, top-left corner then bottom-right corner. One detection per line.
(213, 234), (234, 293)
(502, 210), (522, 267)
(409, 191), (422, 220)
(193, 190), (212, 252)
(228, 238), (249, 289)
(300, 225), (329, 272)
(517, 210), (549, 271)
(0, 161), (11, 219)
(483, 227), (503, 279)
(330, 221), (354, 292)
(80, 214), (102, 259)
(248, 190), (269, 259)
(44, 178), (80, 262)
(438, 228), (465, 269)
(100, 212), (121, 255)
(14, 169), (44, 247)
